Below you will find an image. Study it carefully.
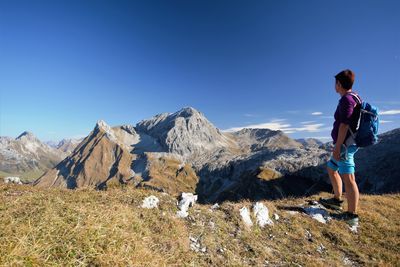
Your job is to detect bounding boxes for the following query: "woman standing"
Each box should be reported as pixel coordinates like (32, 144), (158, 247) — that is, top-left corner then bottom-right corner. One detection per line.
(319, 69), (361, 226)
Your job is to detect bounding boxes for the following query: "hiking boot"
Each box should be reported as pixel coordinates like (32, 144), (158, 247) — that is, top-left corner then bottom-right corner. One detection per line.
(332, 212), (359, 227)
(318, 197), (343, 211)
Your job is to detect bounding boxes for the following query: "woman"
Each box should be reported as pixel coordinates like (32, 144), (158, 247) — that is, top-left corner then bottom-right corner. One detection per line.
(319, 69), (361, 226)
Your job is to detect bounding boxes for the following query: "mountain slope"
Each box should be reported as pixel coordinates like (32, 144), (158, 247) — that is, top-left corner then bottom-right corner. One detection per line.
(136, 107), (238, 159)
(32, 106), (400, 201)
(355, 128), (400, 193)
(34, 121), (135, 189)
(34, 120), (200, 193)
(0, 132), (67, 180)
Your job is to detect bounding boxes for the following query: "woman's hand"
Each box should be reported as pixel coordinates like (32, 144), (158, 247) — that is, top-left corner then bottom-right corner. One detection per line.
(333, 145), (341, 161)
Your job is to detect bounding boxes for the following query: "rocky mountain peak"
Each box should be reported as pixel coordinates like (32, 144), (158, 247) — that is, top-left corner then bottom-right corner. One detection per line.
(173, 106), (200, 118)
(95, 120), (111, 132)
(93, 120), (117, 142)
(136, 107), (231, 158)
(16, 131), (37, 141)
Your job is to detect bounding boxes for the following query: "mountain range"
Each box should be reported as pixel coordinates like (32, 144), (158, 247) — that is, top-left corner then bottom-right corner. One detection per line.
(2, 107), (398, 201)
(0, 132), (82, 180)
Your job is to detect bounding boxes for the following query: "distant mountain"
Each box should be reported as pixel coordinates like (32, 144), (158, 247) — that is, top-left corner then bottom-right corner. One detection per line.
(234, 128), (303, 152)
(296, 138), (324, 148)
(136, 107), (237, 159)
(56, 138), (84, 154)
(46, 138), (83, 153)
(34, 107), (332, 202)
(45, 140), (59, 148)
(0, 131), (67, 179)
(356, 128), (400, 193)
(35, 119), (199, 195)
(34, 121), (136, 189)
(31, 106), (400, 201)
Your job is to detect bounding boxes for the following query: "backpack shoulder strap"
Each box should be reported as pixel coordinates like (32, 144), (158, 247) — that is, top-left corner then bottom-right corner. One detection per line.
(348, 92), (362, 106)
(347, 92), (363, 135)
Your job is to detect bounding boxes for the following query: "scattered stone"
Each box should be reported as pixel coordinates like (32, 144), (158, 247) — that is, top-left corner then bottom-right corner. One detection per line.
(4, 177), (22, 185)
(305, 229), (313, 242)
(269, 234), (275, 240)
(342, 256), (355, 266)
(239, 207), (253, 227)
(177, 192), (198, 218)
(141, 195), (160, 209)
(349, 223), (359, 233)
(316, 243), (326, 254)
(253, 202), (274, 227)
(211, 203), (220, 210)
(286, 211), (299, 215)
(273, 213), (280, 221)
(189, 235), (207, 253)
(209, 221), (215, 229)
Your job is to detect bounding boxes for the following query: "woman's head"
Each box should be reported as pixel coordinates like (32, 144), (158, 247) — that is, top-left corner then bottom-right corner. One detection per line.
(335, 69), (355, 93)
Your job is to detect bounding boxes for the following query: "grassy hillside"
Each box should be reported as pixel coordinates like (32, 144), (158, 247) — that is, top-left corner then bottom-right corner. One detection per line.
(0, 184), (399, 266)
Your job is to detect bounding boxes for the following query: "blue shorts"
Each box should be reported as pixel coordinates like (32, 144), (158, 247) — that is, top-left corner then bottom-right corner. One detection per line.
(327, 144), (359, 174)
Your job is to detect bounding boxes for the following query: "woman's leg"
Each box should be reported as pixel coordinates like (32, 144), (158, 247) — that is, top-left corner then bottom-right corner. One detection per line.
(327, 166), (343, 199)
(341, 173), (359, 213)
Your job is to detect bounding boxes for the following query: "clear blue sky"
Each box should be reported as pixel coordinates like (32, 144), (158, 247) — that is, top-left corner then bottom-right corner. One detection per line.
(1, 0), (399, 142)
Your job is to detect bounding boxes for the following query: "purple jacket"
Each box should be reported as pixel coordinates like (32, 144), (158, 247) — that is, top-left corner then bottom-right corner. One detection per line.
(331, 92), (362, 144)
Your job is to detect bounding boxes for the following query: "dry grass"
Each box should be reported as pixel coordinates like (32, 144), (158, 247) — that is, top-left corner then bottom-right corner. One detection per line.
(141, 155), (198, 196)
(0, 184), (399, 266)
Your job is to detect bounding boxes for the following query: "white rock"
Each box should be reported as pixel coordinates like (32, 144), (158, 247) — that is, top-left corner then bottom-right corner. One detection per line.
(4, 176), (22, 184)
(176, 209), (189, 218)
(189, 235), (206, 253)
(342, 256), (355, 266)
(253, 202), (274, 227)
(303, 205), (331, 224)
(211, 203), (220, 210)
(209, 221), (215, 229)
(176, 192), (198, 218)
(273, 213), (280, 221)
(239, 207), (253, 227)
(305, 229), (313, 240)
(141, 195), (160, 209)
(310, 213), (327, 224)
(349, 223), (359, 233)
(317, 243), (326, 254)
(286, 211), (299, 215)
